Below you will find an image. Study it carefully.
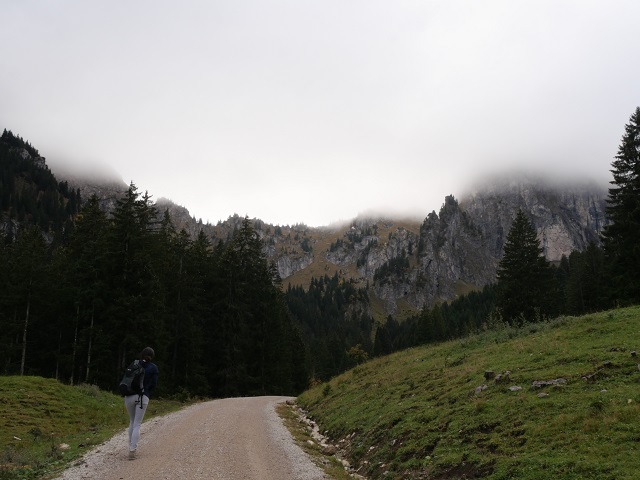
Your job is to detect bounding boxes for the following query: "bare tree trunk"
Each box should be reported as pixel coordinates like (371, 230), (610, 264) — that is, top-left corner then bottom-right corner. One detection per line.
(55, 331), (62, 380)
(70, 304), (79, 386)
(6, 309), (17, 373)
(85, 304), (94, 383)
(20, 297), (30, 376)
(172, 256), (184, 380)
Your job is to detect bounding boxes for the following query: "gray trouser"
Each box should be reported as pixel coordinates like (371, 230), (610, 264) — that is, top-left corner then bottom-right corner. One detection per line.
(124, 394), (149, 451)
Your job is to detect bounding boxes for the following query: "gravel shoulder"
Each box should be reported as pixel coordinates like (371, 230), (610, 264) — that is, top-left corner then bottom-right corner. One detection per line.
(53, 396), (328, 480)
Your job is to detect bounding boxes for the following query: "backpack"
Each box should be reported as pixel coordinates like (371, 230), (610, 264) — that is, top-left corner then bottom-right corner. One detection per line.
(118, 360), (145, 396)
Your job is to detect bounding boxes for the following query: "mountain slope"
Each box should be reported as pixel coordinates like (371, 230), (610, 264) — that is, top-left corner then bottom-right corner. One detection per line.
(298, 306), (640, 479)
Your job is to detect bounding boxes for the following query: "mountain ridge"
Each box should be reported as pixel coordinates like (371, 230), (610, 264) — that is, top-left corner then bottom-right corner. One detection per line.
(53, 164), (608, 322)
(2, 128), (606, 322)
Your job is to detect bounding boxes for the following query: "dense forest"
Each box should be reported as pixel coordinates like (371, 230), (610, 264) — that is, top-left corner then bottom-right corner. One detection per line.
(1, 106), (639, 394)
(286, 274), (373, 380)
(0, 129), (307, 396)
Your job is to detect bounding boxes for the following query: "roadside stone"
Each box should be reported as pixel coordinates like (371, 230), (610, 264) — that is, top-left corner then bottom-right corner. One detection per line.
(495, 371), (511, 384)
(484, 371), (495, 380)
(323, 445), (337, 455)
(475, 384), (488, 394)
(583, 372), (597, 382)
(509, 386), (522, 392)
(537, 392), (549, 398)
(532, 378), (566, 388)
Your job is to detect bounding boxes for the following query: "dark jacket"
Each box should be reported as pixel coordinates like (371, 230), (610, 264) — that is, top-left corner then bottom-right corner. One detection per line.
(142, 360), (159, 398)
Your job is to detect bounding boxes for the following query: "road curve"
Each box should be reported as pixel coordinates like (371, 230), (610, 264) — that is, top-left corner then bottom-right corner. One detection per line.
(54, 396), (328, 480)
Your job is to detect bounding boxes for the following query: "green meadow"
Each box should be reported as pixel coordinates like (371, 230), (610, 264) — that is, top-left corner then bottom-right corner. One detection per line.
(0, 377), (184, 479)
(298, 307), (640, 479)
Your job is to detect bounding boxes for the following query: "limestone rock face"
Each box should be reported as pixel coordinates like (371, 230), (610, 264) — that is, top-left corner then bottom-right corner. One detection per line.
(276, 253), (314, 279)
(461, 178), (608, 262)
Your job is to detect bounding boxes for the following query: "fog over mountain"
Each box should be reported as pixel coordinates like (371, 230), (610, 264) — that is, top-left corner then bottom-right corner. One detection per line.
(2, 1), (637, 226)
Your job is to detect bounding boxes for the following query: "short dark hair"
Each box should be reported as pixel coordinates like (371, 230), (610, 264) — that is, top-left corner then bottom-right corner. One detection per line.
(141, 347), (155, 360)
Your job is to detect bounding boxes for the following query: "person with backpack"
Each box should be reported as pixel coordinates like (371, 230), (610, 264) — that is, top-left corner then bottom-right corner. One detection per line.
(122, 346), (159, 460)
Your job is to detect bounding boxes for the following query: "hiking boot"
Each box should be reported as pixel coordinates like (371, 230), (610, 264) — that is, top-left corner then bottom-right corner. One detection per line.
(128, 449), (136, 460)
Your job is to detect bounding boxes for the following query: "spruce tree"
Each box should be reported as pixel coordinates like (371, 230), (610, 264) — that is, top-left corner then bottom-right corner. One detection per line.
(65, 195), (111, 384)
(565, 243), (607, 314)
(212, 217), (308, 396)
(496, 209), (552, 324)
(10, 226), (51, 375)
(601, 107), (640, 304)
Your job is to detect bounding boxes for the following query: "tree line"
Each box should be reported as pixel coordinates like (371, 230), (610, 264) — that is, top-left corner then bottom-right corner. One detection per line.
(0, 176), (308, 396)
(286, 274), (373, 381)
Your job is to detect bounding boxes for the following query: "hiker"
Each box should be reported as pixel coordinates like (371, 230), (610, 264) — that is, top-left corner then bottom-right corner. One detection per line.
(124, 346), (159, 460)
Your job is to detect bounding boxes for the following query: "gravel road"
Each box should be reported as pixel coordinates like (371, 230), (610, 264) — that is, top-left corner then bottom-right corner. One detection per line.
(53, 396), (329, 480)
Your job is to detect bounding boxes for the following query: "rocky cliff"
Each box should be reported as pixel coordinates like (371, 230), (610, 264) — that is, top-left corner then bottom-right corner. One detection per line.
(278, 176), (608, 319)
(460, 175), (607, 261)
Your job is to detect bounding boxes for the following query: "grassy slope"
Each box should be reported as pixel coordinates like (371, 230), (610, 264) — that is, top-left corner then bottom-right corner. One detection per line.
(298, 307), (640, 479)
(0, 377), (184, 480)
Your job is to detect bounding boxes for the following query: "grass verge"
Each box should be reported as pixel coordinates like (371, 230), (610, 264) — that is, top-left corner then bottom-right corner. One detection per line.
(298, 306), (640, 479)
(0, 377), (186, 480)
(277, 402), (353, 480)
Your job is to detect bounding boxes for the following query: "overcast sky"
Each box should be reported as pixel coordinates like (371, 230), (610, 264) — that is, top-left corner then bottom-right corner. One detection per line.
(2, 1), (639, 227)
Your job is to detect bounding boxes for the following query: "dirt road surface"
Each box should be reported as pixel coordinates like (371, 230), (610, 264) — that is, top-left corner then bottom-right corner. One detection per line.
(54, 396), (329, 480)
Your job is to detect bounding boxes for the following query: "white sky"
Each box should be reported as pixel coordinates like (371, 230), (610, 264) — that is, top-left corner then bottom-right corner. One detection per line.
(2, 1), (639, 227)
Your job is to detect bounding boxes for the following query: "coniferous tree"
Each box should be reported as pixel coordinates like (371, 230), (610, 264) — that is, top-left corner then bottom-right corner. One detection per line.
(173, 229), (214, 396)
(106, 183), (162, 377)
(9, 226), (51, 375)
(601, 106), (640, 304)
(0, 231), (14, 372)
(212, 217), (308, 396)
(373, 321), (394, 357)
(565, 243), (607, 314)
(496, 209), (553, 324)
(64, 195), (111, 384)
(286, 273), (372, 381)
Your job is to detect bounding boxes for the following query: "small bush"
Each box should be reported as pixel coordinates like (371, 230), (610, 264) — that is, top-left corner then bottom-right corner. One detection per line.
(322, 383), (332, 397)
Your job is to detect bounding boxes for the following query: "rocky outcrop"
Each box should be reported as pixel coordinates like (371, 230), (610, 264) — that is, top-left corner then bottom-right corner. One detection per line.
(155, 198), (215, 239)
(460, 176), (608, 261)
(276, 253), (314, 279)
